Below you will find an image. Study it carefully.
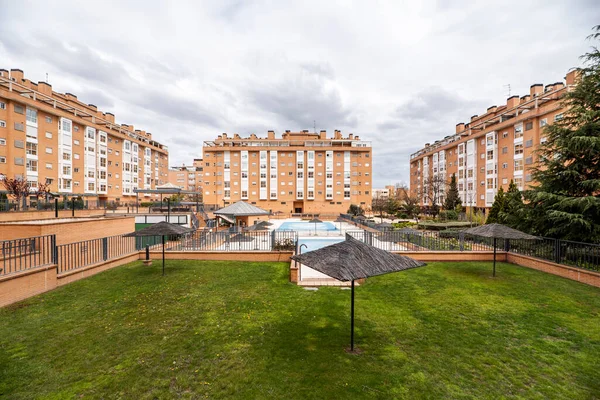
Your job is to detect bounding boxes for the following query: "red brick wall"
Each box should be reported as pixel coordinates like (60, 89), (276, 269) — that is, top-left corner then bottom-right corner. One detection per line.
(507, 253), (600, 288)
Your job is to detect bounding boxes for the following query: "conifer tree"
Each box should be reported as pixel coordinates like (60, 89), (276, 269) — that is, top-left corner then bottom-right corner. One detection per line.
(486, 186), (505, 224)
(444, 173), (462, 211)
(524, 26), (600, 242)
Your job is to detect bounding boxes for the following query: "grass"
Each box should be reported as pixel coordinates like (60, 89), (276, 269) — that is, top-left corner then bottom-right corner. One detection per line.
(1, 260), (600, 399)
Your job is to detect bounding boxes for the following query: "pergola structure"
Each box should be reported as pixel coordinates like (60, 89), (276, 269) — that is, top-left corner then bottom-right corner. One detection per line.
(132, 186), (204, 213)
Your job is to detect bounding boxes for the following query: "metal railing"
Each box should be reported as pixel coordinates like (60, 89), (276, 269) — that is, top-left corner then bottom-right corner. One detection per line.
(0, 235), (55, 276)
(174, 230), (297, 252)
(56, 234), (138, 274)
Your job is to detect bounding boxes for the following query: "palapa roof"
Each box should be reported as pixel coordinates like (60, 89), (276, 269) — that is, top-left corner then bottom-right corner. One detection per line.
(291, 236), (426, 281)
(155, 182), (181, 190)
(309, 218), (323, 223)
(214, 201), (270, 217)
(245, 222), (269, 231)
(124, 221), (193, 237)
(463, 223), (538, 240)
(376, 222), (393, 229)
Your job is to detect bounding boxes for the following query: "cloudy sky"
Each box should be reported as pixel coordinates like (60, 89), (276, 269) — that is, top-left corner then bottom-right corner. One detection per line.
(1, 1), (598, 187)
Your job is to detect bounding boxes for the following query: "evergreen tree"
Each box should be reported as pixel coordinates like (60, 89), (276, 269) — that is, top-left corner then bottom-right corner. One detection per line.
(486, 186), (505, 224)
(501, 180), (525, 230)
(444, 173), (462, 211)
(524, 26), (600, 242)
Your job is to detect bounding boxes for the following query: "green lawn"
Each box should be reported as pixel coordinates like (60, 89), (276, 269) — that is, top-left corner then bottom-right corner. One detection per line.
(1, 261), (599, 399)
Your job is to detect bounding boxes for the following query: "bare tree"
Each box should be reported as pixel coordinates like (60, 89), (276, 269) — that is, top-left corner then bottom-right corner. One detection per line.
(0, 175), (30, 210)
(32, 181), (52, 202)
(419, 175), (446, 216)
(393, 182), (409, 201)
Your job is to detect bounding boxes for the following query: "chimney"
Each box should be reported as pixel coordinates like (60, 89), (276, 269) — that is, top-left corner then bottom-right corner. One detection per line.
(222, 133), (228, 139)
(348, 133), (354, 140)
(553, 82), (565, 90)
(88, 104), (98, 112)
(234, 133), (241, 139)
(65, 92), (78, 101)
(544, 84), (554, 92)
(37, 81), (52, 95)
(506, 95), (520, 109)
(530, 84), (543, 97)
(520, 95), (530, 104)
(319, 130), (326, 139)
(267, 130), (275, 139)
(9, 69), (24, 82)
(334, 130), (342, 139)
(456, 123), (465, 134)
(565, 69), (581, 86)
(0, 69), (7, 78)
(487, 105), (497, 114)
(147, 132), (152, 139)
(105, 112), (115, 123)
(470, 115), (478, 122)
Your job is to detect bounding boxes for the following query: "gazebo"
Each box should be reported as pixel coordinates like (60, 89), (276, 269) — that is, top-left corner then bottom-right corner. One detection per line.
(214, 201), (270, 228)
(292, 236), (426, 352)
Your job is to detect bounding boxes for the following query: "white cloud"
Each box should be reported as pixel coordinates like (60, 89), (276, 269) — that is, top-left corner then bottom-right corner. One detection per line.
(0, 0), (598, 185)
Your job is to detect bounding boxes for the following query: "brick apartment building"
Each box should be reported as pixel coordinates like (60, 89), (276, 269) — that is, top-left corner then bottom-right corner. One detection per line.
(168, 159), (204, 195)
(0, 69), (169, 204)
(409, 69), (579, 213)
(202, 130), (372, 214)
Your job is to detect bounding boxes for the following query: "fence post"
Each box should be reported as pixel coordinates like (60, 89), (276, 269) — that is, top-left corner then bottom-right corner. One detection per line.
(54, 198), (58, 218)
(504, 239), (510, 253)
(102, 237), (108, 261)
(271, 230), (276, 250)
(51, 234), (58, 265)
(554, 239), (561, 264)
(459, 232), (464, 251)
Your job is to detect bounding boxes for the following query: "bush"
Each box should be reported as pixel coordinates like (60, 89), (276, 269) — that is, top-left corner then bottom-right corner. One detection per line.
(396, 212), (409, 219)
(392, 221), (417, 229)
(274, 238), (295, 251)
(439, 210), (458, 221)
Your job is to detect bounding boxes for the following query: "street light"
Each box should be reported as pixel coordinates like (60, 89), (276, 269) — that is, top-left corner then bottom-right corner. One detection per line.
(298, 243), (308, 281)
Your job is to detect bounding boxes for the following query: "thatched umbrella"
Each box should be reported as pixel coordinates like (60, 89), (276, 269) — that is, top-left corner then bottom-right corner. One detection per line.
(463, 223), (538, 277)
(245, 222), (269, 231)
(375, 222), (393, 231)
(309, 217), (322, 235)
(227, 232), (255, 250)
(124, 221), (193, 276)
(291, 236), (426, 352)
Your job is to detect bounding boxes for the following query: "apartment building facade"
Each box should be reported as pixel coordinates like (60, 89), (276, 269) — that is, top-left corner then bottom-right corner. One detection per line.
(168, 159), (204, 193)
(202, 130), (372, 214)
(409, 69), (579, 212)
(0, 69), (169, 204)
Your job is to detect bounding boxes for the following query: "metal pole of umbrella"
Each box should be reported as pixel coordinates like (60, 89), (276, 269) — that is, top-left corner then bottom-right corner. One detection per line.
(167, 198), (171, 223)
(493, 237), (497, 277)
(351, 279), (355, 352)
(162, 235), (165, 276)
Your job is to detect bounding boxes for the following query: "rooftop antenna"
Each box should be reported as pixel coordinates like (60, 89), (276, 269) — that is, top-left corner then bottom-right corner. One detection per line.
(46, 73), (48, 83)
(504, 84), (511, 97)
(313, 120), (316, 134)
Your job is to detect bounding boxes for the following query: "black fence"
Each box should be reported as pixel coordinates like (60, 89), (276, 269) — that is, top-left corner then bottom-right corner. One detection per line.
(0, 235), (55, 277)
(346, 230), (495, 252)
(174, 230), (298, 252)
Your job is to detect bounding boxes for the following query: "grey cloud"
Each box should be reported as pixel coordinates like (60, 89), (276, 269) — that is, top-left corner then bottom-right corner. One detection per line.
(75, 89), (115, 109)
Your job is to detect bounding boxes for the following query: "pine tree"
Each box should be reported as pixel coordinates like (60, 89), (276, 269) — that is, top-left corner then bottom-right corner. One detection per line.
(524, 26), (600, 242)
(444, 173), (462, 211)
(486, 186), (505, 224)
(501, 180), (525, 230)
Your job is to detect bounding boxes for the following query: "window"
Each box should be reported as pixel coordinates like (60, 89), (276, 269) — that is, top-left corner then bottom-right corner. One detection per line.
(502, 162), (508, 169)
(0, 156), (5, 163)
(0, 120), (5, 128)
(0, 138), (5, 146)
(45, 147), (53, 154)
(14, 157), (24, 166)
(514, 177), (523, 188)
(62, 165), (71, 175)
(45, 132), (52, 139)
(14, 104), (24, 114)
(554, 113), (563, 122)
(514, 159), (523, 171)
(486, 150), (494, 160)
(45, 116), (52, 123)
(514, 144), (523, 155)
(0, 102), (5, 110)
(525, 122), (533, 131)
(525, 140), (533, 148)
(62, 152), (71, 161)
(26, 142), (37, 155)
(74, 153), (80, 160)
(502, 132), (508, 138)
(26, 159), (38, 172)
(514, 124), (523, 139)
(502, 146), (508, 154)
(46, 163), (52, 169)
(540, 118), (547, 128)
(26, 108), (37, 124)
(14, 140), (24, 148)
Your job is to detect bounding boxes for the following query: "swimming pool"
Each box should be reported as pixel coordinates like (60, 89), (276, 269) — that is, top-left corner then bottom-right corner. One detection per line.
(277, 221), (338, 231)
(297, 237), (345, 252)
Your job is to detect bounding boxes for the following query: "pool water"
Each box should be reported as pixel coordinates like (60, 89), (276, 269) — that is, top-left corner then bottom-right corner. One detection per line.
(277, 221), (338, 231)
(298, 237), (345, 252)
